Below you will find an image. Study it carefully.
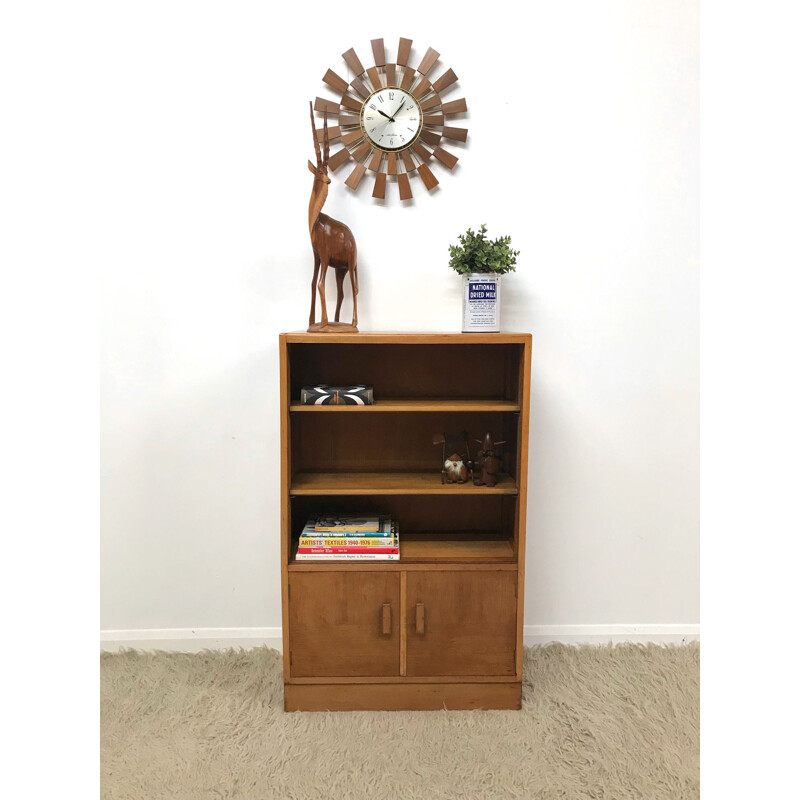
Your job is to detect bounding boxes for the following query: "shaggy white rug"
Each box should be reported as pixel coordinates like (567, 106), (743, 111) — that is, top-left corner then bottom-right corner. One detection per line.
(101, 643), (699, 800)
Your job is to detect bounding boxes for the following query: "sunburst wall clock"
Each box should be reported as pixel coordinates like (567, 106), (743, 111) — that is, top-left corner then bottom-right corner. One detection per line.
(312, 37), (468, 200)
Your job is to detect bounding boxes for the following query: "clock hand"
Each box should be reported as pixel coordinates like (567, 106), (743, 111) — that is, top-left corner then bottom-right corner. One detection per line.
(390, 96), (406, 120)
(378, 96), (406, 125)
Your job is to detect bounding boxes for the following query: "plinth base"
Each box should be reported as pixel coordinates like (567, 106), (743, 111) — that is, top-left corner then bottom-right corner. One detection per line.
(284, 681), (521, 712)
(307, 321), (359, 333)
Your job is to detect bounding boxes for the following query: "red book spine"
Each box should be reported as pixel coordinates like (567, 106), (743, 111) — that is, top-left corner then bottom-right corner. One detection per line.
(296, 546), (400, 554)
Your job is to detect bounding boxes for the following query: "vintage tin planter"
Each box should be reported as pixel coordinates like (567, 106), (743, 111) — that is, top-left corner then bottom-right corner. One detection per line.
(462, 273), (501, 332)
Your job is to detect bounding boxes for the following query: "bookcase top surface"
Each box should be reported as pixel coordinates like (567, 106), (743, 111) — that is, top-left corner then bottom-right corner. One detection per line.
(281, 332), (531, 344)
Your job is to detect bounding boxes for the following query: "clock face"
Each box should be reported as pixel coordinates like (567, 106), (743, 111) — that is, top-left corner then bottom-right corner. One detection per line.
(360, 88), (422, 152)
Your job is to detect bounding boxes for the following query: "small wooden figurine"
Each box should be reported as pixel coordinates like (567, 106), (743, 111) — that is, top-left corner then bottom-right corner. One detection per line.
(473, 433), (507, 487)
(433, 432), (473, 484)
(307, 103), (359, 332)
(444, 454), (468, 483)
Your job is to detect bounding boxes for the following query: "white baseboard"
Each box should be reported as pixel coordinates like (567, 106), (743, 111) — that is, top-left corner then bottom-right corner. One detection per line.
(523, 624), (699, 645)
(101, 624), (699, 653)
(100, 628), (284, 653)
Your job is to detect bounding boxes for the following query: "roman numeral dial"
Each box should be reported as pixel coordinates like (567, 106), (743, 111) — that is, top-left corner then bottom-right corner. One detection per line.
(360, 89), (422, 152)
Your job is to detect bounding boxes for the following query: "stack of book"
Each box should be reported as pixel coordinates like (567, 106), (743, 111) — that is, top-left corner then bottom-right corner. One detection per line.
(295, 515), (399, 561)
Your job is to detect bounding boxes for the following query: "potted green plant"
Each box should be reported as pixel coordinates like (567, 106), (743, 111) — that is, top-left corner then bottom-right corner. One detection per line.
(448, 224), (519, 332)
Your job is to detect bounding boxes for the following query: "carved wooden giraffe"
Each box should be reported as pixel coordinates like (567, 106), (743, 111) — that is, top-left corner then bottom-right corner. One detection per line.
(307, 103), (358, 332)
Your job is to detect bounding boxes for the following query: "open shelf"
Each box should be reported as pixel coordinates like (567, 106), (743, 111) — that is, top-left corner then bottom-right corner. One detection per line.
(401, 533), (515, 561)
(289, 472), (518, 496)
(287, 341), (525, 408)
(290, 398), (521, 413)
(289, 533), (515, 568)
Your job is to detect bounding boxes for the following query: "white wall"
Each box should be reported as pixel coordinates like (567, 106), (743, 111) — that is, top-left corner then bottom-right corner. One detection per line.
(101, 0), (699, 646)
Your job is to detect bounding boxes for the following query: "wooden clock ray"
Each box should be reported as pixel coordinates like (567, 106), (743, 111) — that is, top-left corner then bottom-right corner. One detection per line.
(312, 37), (469, 200)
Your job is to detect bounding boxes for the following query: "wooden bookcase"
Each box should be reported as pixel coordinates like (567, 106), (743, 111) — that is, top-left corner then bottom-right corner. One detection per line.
(279, 332), (532, 711)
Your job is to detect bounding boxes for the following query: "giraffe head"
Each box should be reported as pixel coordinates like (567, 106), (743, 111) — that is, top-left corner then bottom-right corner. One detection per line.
(308, 102), (331, 186)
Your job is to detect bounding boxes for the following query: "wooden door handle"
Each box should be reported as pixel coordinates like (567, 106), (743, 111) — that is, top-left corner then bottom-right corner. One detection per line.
(382, 603), (392, 635)
(415, 602), (425, 634)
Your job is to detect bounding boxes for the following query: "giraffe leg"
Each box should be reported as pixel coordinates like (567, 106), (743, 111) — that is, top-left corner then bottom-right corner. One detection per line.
(318, 260), (330, 326)
(309, 251), (320, 327)
(350, 262), (358, 328)
(334, 269), (345, 322)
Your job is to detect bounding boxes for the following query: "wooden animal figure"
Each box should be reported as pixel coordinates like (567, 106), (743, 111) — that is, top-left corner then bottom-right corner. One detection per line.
(473, 433), (507, 487)
(433, 431), (473, 485)
(444, 453), (468, 484)
(307, 103), (359, 332)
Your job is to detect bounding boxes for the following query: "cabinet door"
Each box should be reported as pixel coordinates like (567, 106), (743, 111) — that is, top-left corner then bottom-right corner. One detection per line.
(289, 572), (400, 678)
(406, 571), (517, 677)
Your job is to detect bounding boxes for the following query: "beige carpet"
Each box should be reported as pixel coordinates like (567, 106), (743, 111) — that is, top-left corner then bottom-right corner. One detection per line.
(101, 643), (699, 800)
